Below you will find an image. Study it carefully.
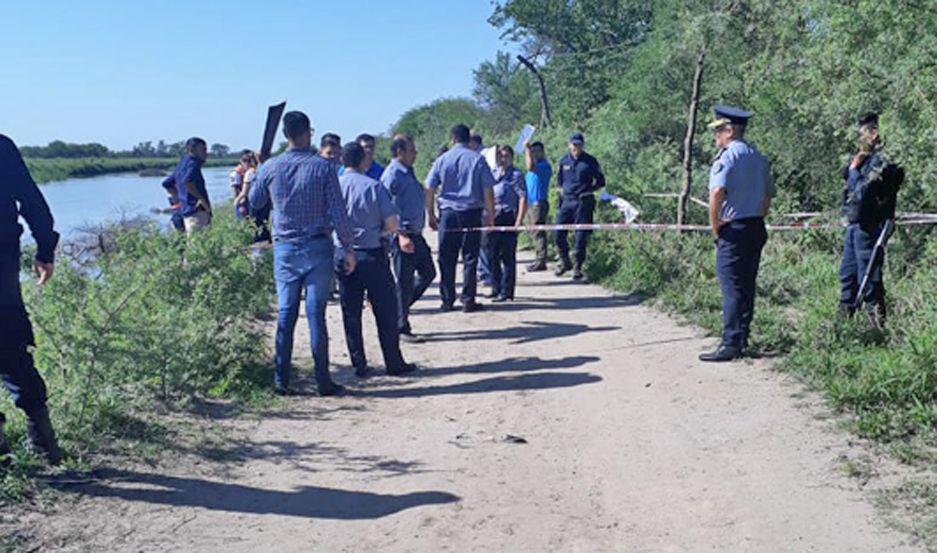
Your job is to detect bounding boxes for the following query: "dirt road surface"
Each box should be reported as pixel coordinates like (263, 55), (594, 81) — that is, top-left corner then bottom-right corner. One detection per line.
(7, 247), (919, 552)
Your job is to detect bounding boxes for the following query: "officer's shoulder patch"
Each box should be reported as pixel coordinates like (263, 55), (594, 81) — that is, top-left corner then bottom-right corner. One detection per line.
(712, 162), (724, 174)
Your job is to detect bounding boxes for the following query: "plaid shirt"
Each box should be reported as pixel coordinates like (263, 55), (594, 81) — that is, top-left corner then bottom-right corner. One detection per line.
(250, 148), (354, 248)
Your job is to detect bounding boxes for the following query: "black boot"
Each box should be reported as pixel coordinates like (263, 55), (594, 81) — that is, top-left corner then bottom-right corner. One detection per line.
(26, 407), (63, 465)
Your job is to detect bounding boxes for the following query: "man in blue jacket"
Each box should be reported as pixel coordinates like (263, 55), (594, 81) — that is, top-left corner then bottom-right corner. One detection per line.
(0, 134), (63, 464)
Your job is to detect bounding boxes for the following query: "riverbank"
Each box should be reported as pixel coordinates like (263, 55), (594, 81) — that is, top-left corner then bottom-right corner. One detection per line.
(26, 157), (233, 184)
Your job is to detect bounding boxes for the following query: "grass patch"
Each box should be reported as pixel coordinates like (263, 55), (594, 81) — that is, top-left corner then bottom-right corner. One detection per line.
(1, 209), (276, 504)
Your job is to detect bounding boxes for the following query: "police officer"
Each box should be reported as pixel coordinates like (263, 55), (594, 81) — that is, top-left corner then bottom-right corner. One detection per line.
(699, 106), (775, 362)
(425, 124), (496, 313)
(555, 132), (605, 281)
(0, 134), (63, 464)
(838, 112), (903, 328)
(382, 135), (436, 342)
(336, 142), (417, 378)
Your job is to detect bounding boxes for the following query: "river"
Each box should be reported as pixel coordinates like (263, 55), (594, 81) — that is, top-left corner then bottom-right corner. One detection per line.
(23, 166), (234, 245)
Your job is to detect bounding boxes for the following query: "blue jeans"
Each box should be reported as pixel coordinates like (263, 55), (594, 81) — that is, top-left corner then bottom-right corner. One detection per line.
(839, 223), (886, 315)
(556, 195), (595, 267)
(716, 218), (767, 349)
(392, 233), (436, 333)
(273, 237), (334, 391)
(438, 208), (483, 306)
(335, 247), (406, 371)
(487, 211), (518, 299)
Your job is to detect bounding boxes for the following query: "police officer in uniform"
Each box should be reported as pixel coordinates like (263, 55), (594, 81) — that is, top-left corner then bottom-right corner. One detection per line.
(700, 106), (775, 362)
(838, 112), (903, 328)
(0, 134), (63, 463)
(336, 142), (418, 378)
(555, 132), (605, 281)
(425, 124), (496, 313)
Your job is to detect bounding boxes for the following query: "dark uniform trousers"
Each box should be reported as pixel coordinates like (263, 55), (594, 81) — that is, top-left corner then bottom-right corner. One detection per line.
(438, 208), (483, 306)
(839, 223), (886, 316)
(555, 194), (595, 267)
(0, 251), (50, 418)
(716, 218), (767, 349)
(392, 233), (436, 333)
(486, 210), (519, 299)
(526, 202), (549, 264)
(335, 247), (406, 372)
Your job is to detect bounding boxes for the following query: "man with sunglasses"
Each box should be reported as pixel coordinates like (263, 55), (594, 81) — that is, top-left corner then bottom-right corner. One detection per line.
(700, 105), (775, 362)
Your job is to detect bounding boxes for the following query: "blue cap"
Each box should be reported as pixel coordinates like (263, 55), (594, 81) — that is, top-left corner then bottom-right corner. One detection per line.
(708, 105), (752, 128)
(569, 132), (585, 144)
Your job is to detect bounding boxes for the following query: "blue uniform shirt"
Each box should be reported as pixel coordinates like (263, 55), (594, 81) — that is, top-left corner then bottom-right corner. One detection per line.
(338, 160), (384, 181)
(525, 159), (552, 204)
(708, 139), (775, 221)
(381, 159), (425, 233)
(426, 144), (495, 211)
(336, 170), (398, 250)
(492, 166), (526, 215)
(557, 151), (605, 198)
(170, 154), (209, 217)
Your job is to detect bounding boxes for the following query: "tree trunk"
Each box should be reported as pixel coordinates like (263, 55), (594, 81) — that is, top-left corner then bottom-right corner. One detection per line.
(678, 49), (706, 228)
(516, 55), (553, 129)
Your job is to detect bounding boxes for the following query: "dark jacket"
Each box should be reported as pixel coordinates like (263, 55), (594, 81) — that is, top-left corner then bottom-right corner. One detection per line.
(0, 134), (58, 262)
(841, 150), (903, 227)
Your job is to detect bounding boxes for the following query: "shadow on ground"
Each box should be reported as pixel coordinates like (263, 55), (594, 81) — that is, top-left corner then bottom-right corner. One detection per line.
(354, 371), (601, 399)
(53, 469), (459, 520)
(420, 320), (620, 345)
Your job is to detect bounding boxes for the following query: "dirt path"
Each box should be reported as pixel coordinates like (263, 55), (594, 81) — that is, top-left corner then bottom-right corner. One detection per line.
(7, 245), (921, 552)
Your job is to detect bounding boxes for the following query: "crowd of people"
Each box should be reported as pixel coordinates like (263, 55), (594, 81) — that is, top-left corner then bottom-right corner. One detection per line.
(0, 103), (902, 461)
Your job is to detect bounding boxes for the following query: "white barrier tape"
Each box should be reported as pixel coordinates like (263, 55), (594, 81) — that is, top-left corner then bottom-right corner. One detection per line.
(439, 219), (936, 233)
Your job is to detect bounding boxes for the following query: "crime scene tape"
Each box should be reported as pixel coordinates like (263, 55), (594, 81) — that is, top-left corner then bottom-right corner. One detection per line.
(442, 219), (936, 233)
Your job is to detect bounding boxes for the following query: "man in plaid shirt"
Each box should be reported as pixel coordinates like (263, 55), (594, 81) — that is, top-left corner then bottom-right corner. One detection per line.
(250, 111), (356, 396)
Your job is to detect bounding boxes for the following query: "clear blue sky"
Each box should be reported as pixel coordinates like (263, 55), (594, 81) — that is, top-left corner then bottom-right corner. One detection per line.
(2, 0), (512, 151)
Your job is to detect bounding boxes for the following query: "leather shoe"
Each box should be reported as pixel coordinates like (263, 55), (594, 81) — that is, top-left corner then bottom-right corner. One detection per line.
(318, 384), (348, 397)
(354, 365), (373, 378)
(387, 363), (418, 376)
(527, 261), (547, 272)
(462, 301), (484, 313)
(554, 262), (572, 276)
(698, 345), (742, 362)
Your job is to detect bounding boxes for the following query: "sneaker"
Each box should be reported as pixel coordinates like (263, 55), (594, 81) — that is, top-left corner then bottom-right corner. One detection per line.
(274, 386), (296, 397)
(698, 345), (742, 362)
(526, 261), (547, 272)
(387, 363), (419, 376)
(462, 301), (485, 313)
(554, 262), (572, 277)
(440, 303), (457, 312)
(492, 295), (512, 303)
(572, 268), (585, 281)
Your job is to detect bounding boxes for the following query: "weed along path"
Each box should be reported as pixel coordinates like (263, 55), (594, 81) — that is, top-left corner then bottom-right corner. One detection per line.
(8, 247), (921, 552)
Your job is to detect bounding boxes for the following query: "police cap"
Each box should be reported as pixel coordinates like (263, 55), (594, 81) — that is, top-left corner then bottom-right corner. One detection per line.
(707, 105), (752, 129)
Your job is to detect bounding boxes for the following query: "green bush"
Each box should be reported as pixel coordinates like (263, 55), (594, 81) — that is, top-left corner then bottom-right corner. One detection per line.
(1, 210), (274, 502)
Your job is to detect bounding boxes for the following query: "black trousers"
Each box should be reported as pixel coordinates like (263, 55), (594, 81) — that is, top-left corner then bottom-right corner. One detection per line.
(392, 233), (436, 333)
(335, 247), (406, 371)
(0, 250), (50, 418)
(437, 208), (483, 306)
(716, 218), (767, 349)
(555, 195), (595, 267)
(487, 211), (519, 299)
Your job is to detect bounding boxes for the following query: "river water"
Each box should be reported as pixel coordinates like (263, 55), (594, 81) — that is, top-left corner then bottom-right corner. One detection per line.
(23, 166), (234, 245)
